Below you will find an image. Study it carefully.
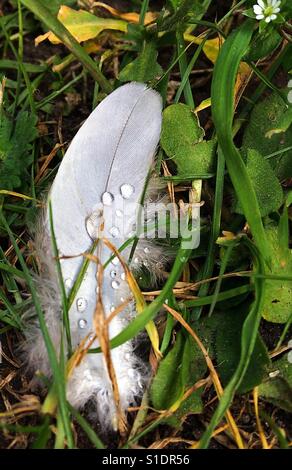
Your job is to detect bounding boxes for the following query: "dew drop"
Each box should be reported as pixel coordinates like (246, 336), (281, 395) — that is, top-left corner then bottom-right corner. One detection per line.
(110, 270), (117, 278)
(120, 296), (125, 302)
(121, 272), (126, 281)
(144, 247), (150, 254)
(110, 305), (115, 313)
(115, 209), (123, 218)
(65, 278), (73, 289)
(134, 257), (139, 264)
(109, 226), (120, 238)
(102, 191), (114, 206)
(76, 297), (87, 312)
(120, 183), (134, 199)
(78, 318), (87, 329)
(111, 280), (120, 290)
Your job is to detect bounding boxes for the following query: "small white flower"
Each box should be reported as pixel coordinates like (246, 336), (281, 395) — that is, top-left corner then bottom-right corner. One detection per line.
(253, 0), (281, 23)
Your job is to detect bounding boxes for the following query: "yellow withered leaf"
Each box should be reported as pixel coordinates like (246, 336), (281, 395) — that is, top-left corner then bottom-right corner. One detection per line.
(93, 2), (158, 25)
(35, 5), (127, 45)
(125, 267), (162, 360)
(185, 34), (252, 108)
(195, 97), (211, 113)
(184, 34), (224, 64)
(235, 61), (253, 106)
(103, 238), (162, 360)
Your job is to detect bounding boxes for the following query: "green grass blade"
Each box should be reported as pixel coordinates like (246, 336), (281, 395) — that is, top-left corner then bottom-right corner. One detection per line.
(0, 210), (74, 448)
(211, 20), (270, 264)
(183, 284), (251, 307)
(36, 72), (83, 110)
(235, 43), (292, 133)
(175, 36), (208, 104)
(161, 173), (215, 181)
(0, 59), (47, 73)
(0, 290), (23, 329)
(48, 202), (72, 356)
(207, 242), (235, 317)
(139, 0), (149, 26)
(89, 243), (192, 354)
(193, 147), (225, 319)
(247, 61), (288, 104)
(31, 416), (52, 449)
(198, 237), (266, 448)
(0, 261), (26, 279)
(261, 411), (289, 449)
(0, 20), (36, 114)
(176, 30), (194, 108)
(68, 404), (105, 449)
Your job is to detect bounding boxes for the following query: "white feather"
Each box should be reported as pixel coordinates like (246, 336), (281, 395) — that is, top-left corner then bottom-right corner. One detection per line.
(23, 82), (164, 429)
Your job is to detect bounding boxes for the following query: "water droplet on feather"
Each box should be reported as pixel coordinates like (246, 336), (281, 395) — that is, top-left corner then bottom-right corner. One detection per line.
(77, 297), (87, 312)
(111, 280), (120, 290)
(78, 318), (87, 329)
(120, 184), (134, 199)
(102, 192), (114, 205)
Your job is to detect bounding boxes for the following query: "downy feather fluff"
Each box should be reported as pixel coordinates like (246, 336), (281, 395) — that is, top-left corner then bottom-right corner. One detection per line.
(23, 82), (165, 429)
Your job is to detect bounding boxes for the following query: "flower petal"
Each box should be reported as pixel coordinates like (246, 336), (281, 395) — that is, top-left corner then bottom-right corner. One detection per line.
(265, 16), (272, 22)
(274, 7), (280, 13)
(256, 14), (265, 19)
(253, 4), (263, 14)
(257, 0), (265, 8)
(270, 13), (277, 20)
(253, 5), (263, 15)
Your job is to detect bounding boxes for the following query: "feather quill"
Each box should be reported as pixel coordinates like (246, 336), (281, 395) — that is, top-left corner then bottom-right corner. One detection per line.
(24, 82), (163, 429)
